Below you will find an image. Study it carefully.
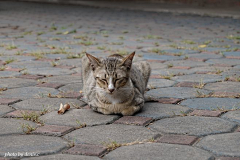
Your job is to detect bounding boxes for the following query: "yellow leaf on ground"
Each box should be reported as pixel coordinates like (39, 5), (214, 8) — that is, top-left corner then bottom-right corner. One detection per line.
(198, 44), (207, 48)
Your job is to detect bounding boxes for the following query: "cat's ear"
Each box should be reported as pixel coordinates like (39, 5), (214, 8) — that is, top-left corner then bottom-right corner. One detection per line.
(121, 51), (135, 70)
(86, 53), (101, 71)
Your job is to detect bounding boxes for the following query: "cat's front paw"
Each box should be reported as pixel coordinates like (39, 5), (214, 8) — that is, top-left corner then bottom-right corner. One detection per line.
(121, 106), (140, 116)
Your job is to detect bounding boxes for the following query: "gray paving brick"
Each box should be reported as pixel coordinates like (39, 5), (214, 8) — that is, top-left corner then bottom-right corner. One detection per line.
(0, 71), (20, 78)
(11, 98), (86, 111)
(204, 82), (240, 93)
(0, 135), (68, 157)
(24, 154), (101, 160)
(149, 116), (237, 136)
(181, 98), (240, 110)
(40, 75), (82, 84)
(136, 102), (190, 119)
(103, 143), (213, 160)
(145, 87), (211, 99)
(221, 110), (240, 123)
(0, 105), (14, 116)
(0, 87), (59, 100)
(58, 83), (83, 92)
(172, 74), (224, 83)
(40, 109), (119, 127)
(0, 78), (37, 89)
(196, 132), (240, 157)
(64, 124), (159, 145)
(0, 118), (37, 135)
(1, 1), (240, 159)
(25, 67), (75, 76)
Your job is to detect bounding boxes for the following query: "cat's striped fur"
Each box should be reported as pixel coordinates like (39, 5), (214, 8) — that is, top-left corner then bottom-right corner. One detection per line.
(82, 52), (151, 115)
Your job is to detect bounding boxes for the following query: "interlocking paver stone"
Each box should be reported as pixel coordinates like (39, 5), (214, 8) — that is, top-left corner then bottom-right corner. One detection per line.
(1, 1), (240, 159)
(40, 109), (119, 127)
(58, 91), (83, 98)
(36, 82), (64, 89)
(164, 60), (209, 68)
(147, 79), (175, 88)
(212, 92), (240, 98)
(204, 82), (240, 93)
(224, 51), (240, 59)
(216, 157), (240, 160)
(171, 66), (191, 69)
(103, 143), (213, 160)
(181, 98), (240, 110)
(11, 98), (86, 111)
(221, 110), (240, 123)
(0, 78), (37, 89)
(40, 75), (82, 84)
(0, 87), (59, 100)
(151, 68), (195, 75)
(189, 110), (223, 117)
(150, 116), (237, 136)
(63, 144), (107, 157)
(136, 103), (190, 119)
(0, 105), (14, 116)
(26, 67), (75, 76)
(157, 135), (198, 145)
(114, 116), (152, 126)
(206, 58), (240, 66)
(143, 54), (183, 61)
(0, 135), (68, 157)
(145, 87), (211, 99)
(0, 118), (37, 135)
(156, 98), (182, 104)
(0, 71), (21, 78)
(0, 98), (21, 105)
(187, 53), (223, 60)
(64, 124), (159, 145)
(190, 66), (231, 74)
(33, 125), (74, 136)
(175, 82), (200, 88)
(58, 83), (83, 92)
(196, 132), (240, 157)
(172, 74), (224, 83)
(4, 110), (41, 118)
(17, 74), (46, 80)
(8, 61), (52, 69)
(24, 154), (101, 160)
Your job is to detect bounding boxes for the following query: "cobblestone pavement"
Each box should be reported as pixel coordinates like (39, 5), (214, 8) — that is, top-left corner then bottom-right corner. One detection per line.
(0, 1), (240, 160)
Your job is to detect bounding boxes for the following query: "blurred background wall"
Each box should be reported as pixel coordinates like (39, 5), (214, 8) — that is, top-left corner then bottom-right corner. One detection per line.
(4, 0), (240, 7)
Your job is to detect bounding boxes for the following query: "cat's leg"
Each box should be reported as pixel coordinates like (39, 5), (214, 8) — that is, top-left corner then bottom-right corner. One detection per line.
(121, 105), (141, 116)
(96, 107), (113, 115)
(89, 99), (113, 115)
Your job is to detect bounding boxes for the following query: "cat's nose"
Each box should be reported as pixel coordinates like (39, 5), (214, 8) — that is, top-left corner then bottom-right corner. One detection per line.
(108, 88), (115, 93)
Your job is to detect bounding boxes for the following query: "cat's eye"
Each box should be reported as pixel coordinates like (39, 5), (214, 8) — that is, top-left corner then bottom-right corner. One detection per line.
(99, 79), (107, 84)
(115, 78), (127, 83)
(96, 77), (107, 83)
(101, 79), (107, 82)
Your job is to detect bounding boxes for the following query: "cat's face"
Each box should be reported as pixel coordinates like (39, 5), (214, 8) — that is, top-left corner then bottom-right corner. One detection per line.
(86, 52), (135, 94)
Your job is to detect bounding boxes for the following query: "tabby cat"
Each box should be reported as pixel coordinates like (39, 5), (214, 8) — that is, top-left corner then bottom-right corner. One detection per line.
(82, 52), (151, 116)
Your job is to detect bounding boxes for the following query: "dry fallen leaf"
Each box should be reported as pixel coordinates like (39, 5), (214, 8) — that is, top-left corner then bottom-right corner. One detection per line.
(198, 44), (207, 48)
(58, 103), (70, 114)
